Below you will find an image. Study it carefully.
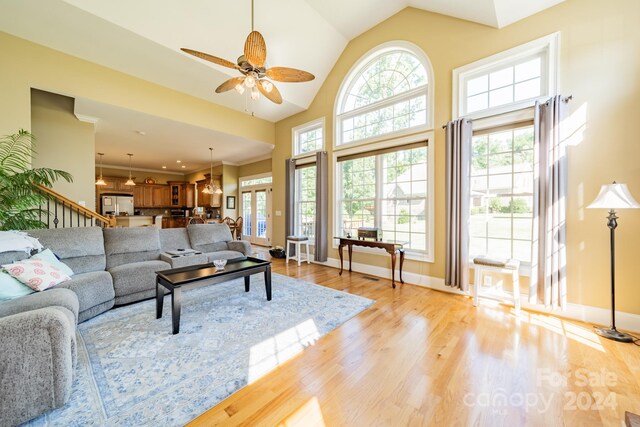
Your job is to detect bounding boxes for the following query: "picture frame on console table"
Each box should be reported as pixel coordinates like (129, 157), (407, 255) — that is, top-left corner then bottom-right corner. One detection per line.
(226, 196), (235, 210)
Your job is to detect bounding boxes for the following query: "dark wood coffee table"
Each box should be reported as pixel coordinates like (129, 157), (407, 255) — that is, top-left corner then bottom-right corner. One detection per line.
(155, 257), (272, 334)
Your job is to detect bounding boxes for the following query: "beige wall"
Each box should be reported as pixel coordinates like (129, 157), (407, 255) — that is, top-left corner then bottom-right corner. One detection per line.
(272, 1), (640, 314)
(98, 167), (185, 185)
(238, 158), (272, 178)
(222, 164), (239, 219)
(0, 32), (274, 144)
(31, 89), (95, 207)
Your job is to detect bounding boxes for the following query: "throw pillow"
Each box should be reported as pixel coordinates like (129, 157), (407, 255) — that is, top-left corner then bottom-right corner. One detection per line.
(31, 249), (74, 277)
(0, 271), (35, 300)
(2, 259), (71, 291)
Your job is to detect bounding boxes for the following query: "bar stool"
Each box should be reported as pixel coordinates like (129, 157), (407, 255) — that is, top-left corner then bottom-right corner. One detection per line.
(472, 257), (521, 315)
(286, 236), (310, 266)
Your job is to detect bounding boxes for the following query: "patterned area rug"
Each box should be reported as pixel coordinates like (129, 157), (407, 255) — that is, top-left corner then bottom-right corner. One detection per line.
(27, 273), (373, 426)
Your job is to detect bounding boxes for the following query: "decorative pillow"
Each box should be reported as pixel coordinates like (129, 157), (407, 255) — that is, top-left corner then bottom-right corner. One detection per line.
(31, 249), (74, 277)
(0, 271), (35, 300)
(2, 259), (71, 291)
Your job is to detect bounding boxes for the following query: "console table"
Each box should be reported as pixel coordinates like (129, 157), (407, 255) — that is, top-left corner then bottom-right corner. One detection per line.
(334, 237), (406, 288)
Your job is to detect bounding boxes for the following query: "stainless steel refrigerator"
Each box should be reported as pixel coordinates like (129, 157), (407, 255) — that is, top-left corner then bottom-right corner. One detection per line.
(101, 194), (134, 216)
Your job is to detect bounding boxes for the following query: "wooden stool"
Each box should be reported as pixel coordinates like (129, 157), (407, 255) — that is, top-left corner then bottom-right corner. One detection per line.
(286, 236), (310, 266)
(472, 257), (521, 315)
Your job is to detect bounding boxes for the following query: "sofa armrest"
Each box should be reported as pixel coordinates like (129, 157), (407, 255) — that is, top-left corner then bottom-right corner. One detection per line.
(0, 307), (76, 426)
(0, 288), (79, 325)
(228, 240), (252, 256)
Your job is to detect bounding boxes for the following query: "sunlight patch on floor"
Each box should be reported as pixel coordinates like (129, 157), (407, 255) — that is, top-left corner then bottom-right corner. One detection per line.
(520, 311), (605, 352)
(248, 319), (321, 383)
(276, 397), (326, 427)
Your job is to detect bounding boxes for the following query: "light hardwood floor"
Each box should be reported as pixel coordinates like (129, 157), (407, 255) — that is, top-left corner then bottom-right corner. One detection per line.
(188, 253), (640, 427)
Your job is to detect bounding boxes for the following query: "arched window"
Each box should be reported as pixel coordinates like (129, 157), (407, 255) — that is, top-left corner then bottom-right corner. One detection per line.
(333, 42), (435, 260)
(335, 42), (432, 147)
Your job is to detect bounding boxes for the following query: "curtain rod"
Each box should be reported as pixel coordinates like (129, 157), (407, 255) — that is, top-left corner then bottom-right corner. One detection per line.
(441, 95), (573, 129)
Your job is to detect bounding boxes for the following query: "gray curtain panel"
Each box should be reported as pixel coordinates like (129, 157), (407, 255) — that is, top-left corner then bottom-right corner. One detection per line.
(314, 151), (328, 262)
(445, 118), (472, 291)
(530, 95), (567, 309)
(285, 159), (296, 255)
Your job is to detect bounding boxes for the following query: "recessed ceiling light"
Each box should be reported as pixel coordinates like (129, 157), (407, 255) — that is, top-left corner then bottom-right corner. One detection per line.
(162, 166), (167, 169)
(181, 165), (186, 169)
(136, 130), (146, 136)
(176, 160), (181, 163)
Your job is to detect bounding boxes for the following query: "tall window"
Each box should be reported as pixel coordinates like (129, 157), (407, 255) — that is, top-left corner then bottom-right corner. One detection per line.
(295, 165), (316, 241)
(469, 125), (534, 263)
(293, 119), (324, 157)
(338, 144), (428, 253)
(335, 43), (431, 147)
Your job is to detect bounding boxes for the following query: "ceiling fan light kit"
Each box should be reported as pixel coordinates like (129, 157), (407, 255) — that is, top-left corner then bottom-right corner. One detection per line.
(180, 0), (314, 105)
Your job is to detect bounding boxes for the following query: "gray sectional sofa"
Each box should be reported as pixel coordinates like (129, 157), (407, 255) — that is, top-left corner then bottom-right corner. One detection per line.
(0, 223), (251, 427)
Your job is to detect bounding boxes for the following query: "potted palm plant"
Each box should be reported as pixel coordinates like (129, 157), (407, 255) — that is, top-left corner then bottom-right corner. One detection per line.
(0, 129), (73, 230)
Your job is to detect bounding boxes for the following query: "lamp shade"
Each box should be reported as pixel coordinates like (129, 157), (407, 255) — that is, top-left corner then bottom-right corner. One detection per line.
(587, 183), (640, 209)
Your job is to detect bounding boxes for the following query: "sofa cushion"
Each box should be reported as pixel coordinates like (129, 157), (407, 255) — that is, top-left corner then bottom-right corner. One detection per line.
(187, 224), (233, 253)
(204, 250), (246, 263)
(159, 228), (192, 251)
(55, 271), (114, 316)
(103, 227), (162, 269)
(28, 227), (106, 274)
(109, 260), (170, 301)
(0, 288), (79, 325)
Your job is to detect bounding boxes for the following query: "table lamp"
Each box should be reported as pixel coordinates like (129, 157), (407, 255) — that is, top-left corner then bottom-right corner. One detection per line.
(587, 182), (640, 342)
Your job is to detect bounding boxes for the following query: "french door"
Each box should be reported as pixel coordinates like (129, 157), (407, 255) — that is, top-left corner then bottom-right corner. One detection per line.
(241, 187), (271, 246)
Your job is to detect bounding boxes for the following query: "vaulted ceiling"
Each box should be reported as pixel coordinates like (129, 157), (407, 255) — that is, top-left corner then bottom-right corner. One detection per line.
(0, 0), (564, 122)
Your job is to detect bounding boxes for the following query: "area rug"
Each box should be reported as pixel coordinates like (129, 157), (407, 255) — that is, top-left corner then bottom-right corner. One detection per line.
(27, 273), (373, 426)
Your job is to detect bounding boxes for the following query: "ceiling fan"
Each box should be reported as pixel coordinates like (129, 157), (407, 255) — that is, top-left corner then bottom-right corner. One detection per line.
(180, 0), (315, 105)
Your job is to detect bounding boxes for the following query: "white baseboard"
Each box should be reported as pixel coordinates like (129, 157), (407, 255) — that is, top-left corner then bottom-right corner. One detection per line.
(318, 257), (640, 334)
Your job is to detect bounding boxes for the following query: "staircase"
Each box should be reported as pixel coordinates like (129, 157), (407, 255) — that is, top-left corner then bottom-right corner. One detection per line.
(36, 185), (116, 228)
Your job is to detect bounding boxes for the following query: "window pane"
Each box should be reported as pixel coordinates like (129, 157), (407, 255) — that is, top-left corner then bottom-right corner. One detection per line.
(489, 86), (514, 108)
(340, 146), (428, 253)
(489, 67), (514, 90)
(467, 75), (488, 96)
(515, 57), (541, 82)
(469, 125), (534, 263)
(514, 78), (541, 101)
(467, 92), (488, 113)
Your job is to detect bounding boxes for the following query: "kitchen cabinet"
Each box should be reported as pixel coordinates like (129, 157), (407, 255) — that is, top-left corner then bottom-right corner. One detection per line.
(133, 186), (145, 207)
(152, 186), (170, 207)
(184, 184), (195, 208)
(143, 186), (153, 207)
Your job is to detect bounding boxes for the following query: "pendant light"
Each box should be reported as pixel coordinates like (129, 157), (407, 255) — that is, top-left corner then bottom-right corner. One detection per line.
(95, 152), (106, 186)
(124, 153), (136, 186)
(203, 148), (215, 194)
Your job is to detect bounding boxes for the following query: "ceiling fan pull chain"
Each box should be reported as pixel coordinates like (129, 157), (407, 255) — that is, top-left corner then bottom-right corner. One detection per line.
(251, 0), (254, 32)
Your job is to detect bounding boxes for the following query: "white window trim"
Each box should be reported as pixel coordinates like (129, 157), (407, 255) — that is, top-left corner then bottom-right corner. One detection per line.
(331, 130), (435, 262)
(333, 40), (435, 150)
(452, 32), (560, 120)
(292, 117), (325, 159)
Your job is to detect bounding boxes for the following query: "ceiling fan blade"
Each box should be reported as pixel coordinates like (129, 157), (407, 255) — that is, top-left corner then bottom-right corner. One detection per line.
(244, 31), (267, 68)
(180, 48), (238, 70)
(265, 67), (315, 83)
(257, 80), (283, 104)
(215, 76), (246, 93)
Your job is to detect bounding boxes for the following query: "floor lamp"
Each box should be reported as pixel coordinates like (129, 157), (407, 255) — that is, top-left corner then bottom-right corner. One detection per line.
(587, 182), (640, 342)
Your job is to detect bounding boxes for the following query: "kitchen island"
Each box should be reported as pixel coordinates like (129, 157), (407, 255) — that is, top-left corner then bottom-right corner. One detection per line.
(114, 215), (156, 227)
